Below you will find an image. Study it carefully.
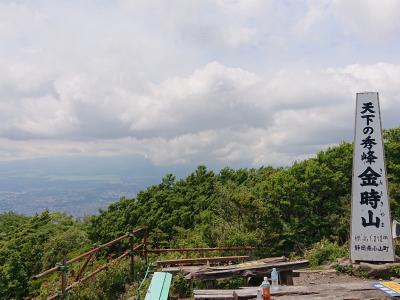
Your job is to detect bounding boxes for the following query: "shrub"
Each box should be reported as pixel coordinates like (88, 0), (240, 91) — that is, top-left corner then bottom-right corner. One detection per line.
(391, 265), (400, 277)
(171, 272), (192, 298)
(214, 277), (247, 289)
(69, 259), (131, 300)
(335, 264), (353, 275)
(305, 239), (347, 266)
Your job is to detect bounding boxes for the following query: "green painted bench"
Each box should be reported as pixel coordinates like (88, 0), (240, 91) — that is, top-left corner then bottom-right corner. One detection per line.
(144, 272), (173, 300)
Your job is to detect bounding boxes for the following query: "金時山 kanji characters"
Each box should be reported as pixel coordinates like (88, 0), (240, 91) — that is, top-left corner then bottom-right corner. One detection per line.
(358, 166), (381, 187)
(360, 189), (381, 209)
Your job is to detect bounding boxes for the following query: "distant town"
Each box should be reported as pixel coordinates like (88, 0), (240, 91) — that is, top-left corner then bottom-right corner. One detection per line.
(0, 155), (193, 216)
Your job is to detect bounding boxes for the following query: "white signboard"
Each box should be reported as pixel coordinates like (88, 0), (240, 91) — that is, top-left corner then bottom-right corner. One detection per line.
(351, 92), (394, 262)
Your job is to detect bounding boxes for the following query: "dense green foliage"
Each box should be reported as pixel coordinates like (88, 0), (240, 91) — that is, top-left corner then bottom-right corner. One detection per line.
(0, 212), (91, 299)
(305, 239), (347, 266)
(1, 127), (400, 299)
(89, 143), (355, 255)
(68, 258), (146, 300)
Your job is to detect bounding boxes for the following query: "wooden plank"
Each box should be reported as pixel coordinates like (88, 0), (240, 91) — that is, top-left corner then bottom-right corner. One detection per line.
(145, 272), (166, 300)
(211, 256), (288, 270)
(161, 266), (202, 275)
(194, 289), (234, 300)
(159, 272), (172, 300)
(189, 260), (309, 281)
(156, 255), (250, 267)
(184, 256), (288, 276)
(161, 257), (288, 276)
(195, 295), (233, 300)
(194, 282), (393, 299)
(144, 272), (172, 300)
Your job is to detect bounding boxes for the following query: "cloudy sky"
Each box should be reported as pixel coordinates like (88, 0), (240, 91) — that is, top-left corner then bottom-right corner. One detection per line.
(1, 0), (400, 167)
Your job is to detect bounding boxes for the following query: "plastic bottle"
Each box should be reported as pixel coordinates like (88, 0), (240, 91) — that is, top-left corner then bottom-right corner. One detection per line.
(256, 288), (262, 300)
(260, 277), (271, 300)
(271, 267), (279, 291)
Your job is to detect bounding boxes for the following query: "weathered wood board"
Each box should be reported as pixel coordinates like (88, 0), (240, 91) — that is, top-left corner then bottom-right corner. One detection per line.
(162, 257), (289, 277)
(194, 282), (393, 299)
(187, 258), (309, 281)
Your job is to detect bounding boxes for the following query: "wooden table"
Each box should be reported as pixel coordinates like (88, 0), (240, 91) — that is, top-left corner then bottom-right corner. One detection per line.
(187, 258), (309, 286)
(194, 282), (393, 299)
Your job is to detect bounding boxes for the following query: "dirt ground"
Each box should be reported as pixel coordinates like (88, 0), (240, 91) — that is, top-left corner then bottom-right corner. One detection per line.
(293, 269), (368, 286)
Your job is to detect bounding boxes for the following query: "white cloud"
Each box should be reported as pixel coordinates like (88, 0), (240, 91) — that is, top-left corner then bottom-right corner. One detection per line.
(127, 61), (261, 133)
(298, 0), (400, 39)
(332, 0), (400, 38)
(216, 0), (271, 16)
(0, 1), (399, 167)
(1, 59), (399, 166)
(221, 25), (257, 48)
(295, 0), (331, 35)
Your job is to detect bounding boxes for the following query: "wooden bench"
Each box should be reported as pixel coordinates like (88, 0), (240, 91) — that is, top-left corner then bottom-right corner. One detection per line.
(186, 258), (309, 286)
(144, 272), (173, 300)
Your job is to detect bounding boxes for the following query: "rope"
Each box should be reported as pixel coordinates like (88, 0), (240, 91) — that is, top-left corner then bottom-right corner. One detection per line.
(137, 260), (151, 299)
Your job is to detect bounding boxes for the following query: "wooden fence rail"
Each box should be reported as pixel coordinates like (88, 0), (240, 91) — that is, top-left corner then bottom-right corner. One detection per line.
(32, 226), (254, 300)
(32, 227), (147, 300)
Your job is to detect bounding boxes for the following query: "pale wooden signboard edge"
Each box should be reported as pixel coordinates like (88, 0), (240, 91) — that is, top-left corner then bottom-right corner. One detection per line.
(350, 92), (395, 263)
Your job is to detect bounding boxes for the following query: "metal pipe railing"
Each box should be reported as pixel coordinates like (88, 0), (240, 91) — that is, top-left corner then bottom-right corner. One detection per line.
(147, 246), (255, 253)
(33, 226), (255, 300)
(32, 227), (146, 299)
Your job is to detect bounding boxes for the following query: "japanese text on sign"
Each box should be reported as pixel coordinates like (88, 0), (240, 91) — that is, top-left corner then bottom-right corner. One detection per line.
(350, 92), (394, 262)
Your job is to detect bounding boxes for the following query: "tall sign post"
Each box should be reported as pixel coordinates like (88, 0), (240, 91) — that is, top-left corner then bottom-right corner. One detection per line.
(350, 92), (395, 262)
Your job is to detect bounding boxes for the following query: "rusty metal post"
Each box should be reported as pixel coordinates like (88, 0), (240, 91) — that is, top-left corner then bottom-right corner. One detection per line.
(106, 255), (110, 271)
(127, 232), (135, 281)
(75, 254), (93, 281)
(32, 228), (145, 299)
(143, 229), (148, 264)
(130, 239), (135, 281)
(56, 257), (69, 299)
(147, 246), (255, 253)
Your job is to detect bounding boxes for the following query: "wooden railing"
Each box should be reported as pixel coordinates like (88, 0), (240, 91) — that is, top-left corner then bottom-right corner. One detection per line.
(32, 227), (255, 299)
(32, 227), (147, 300)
